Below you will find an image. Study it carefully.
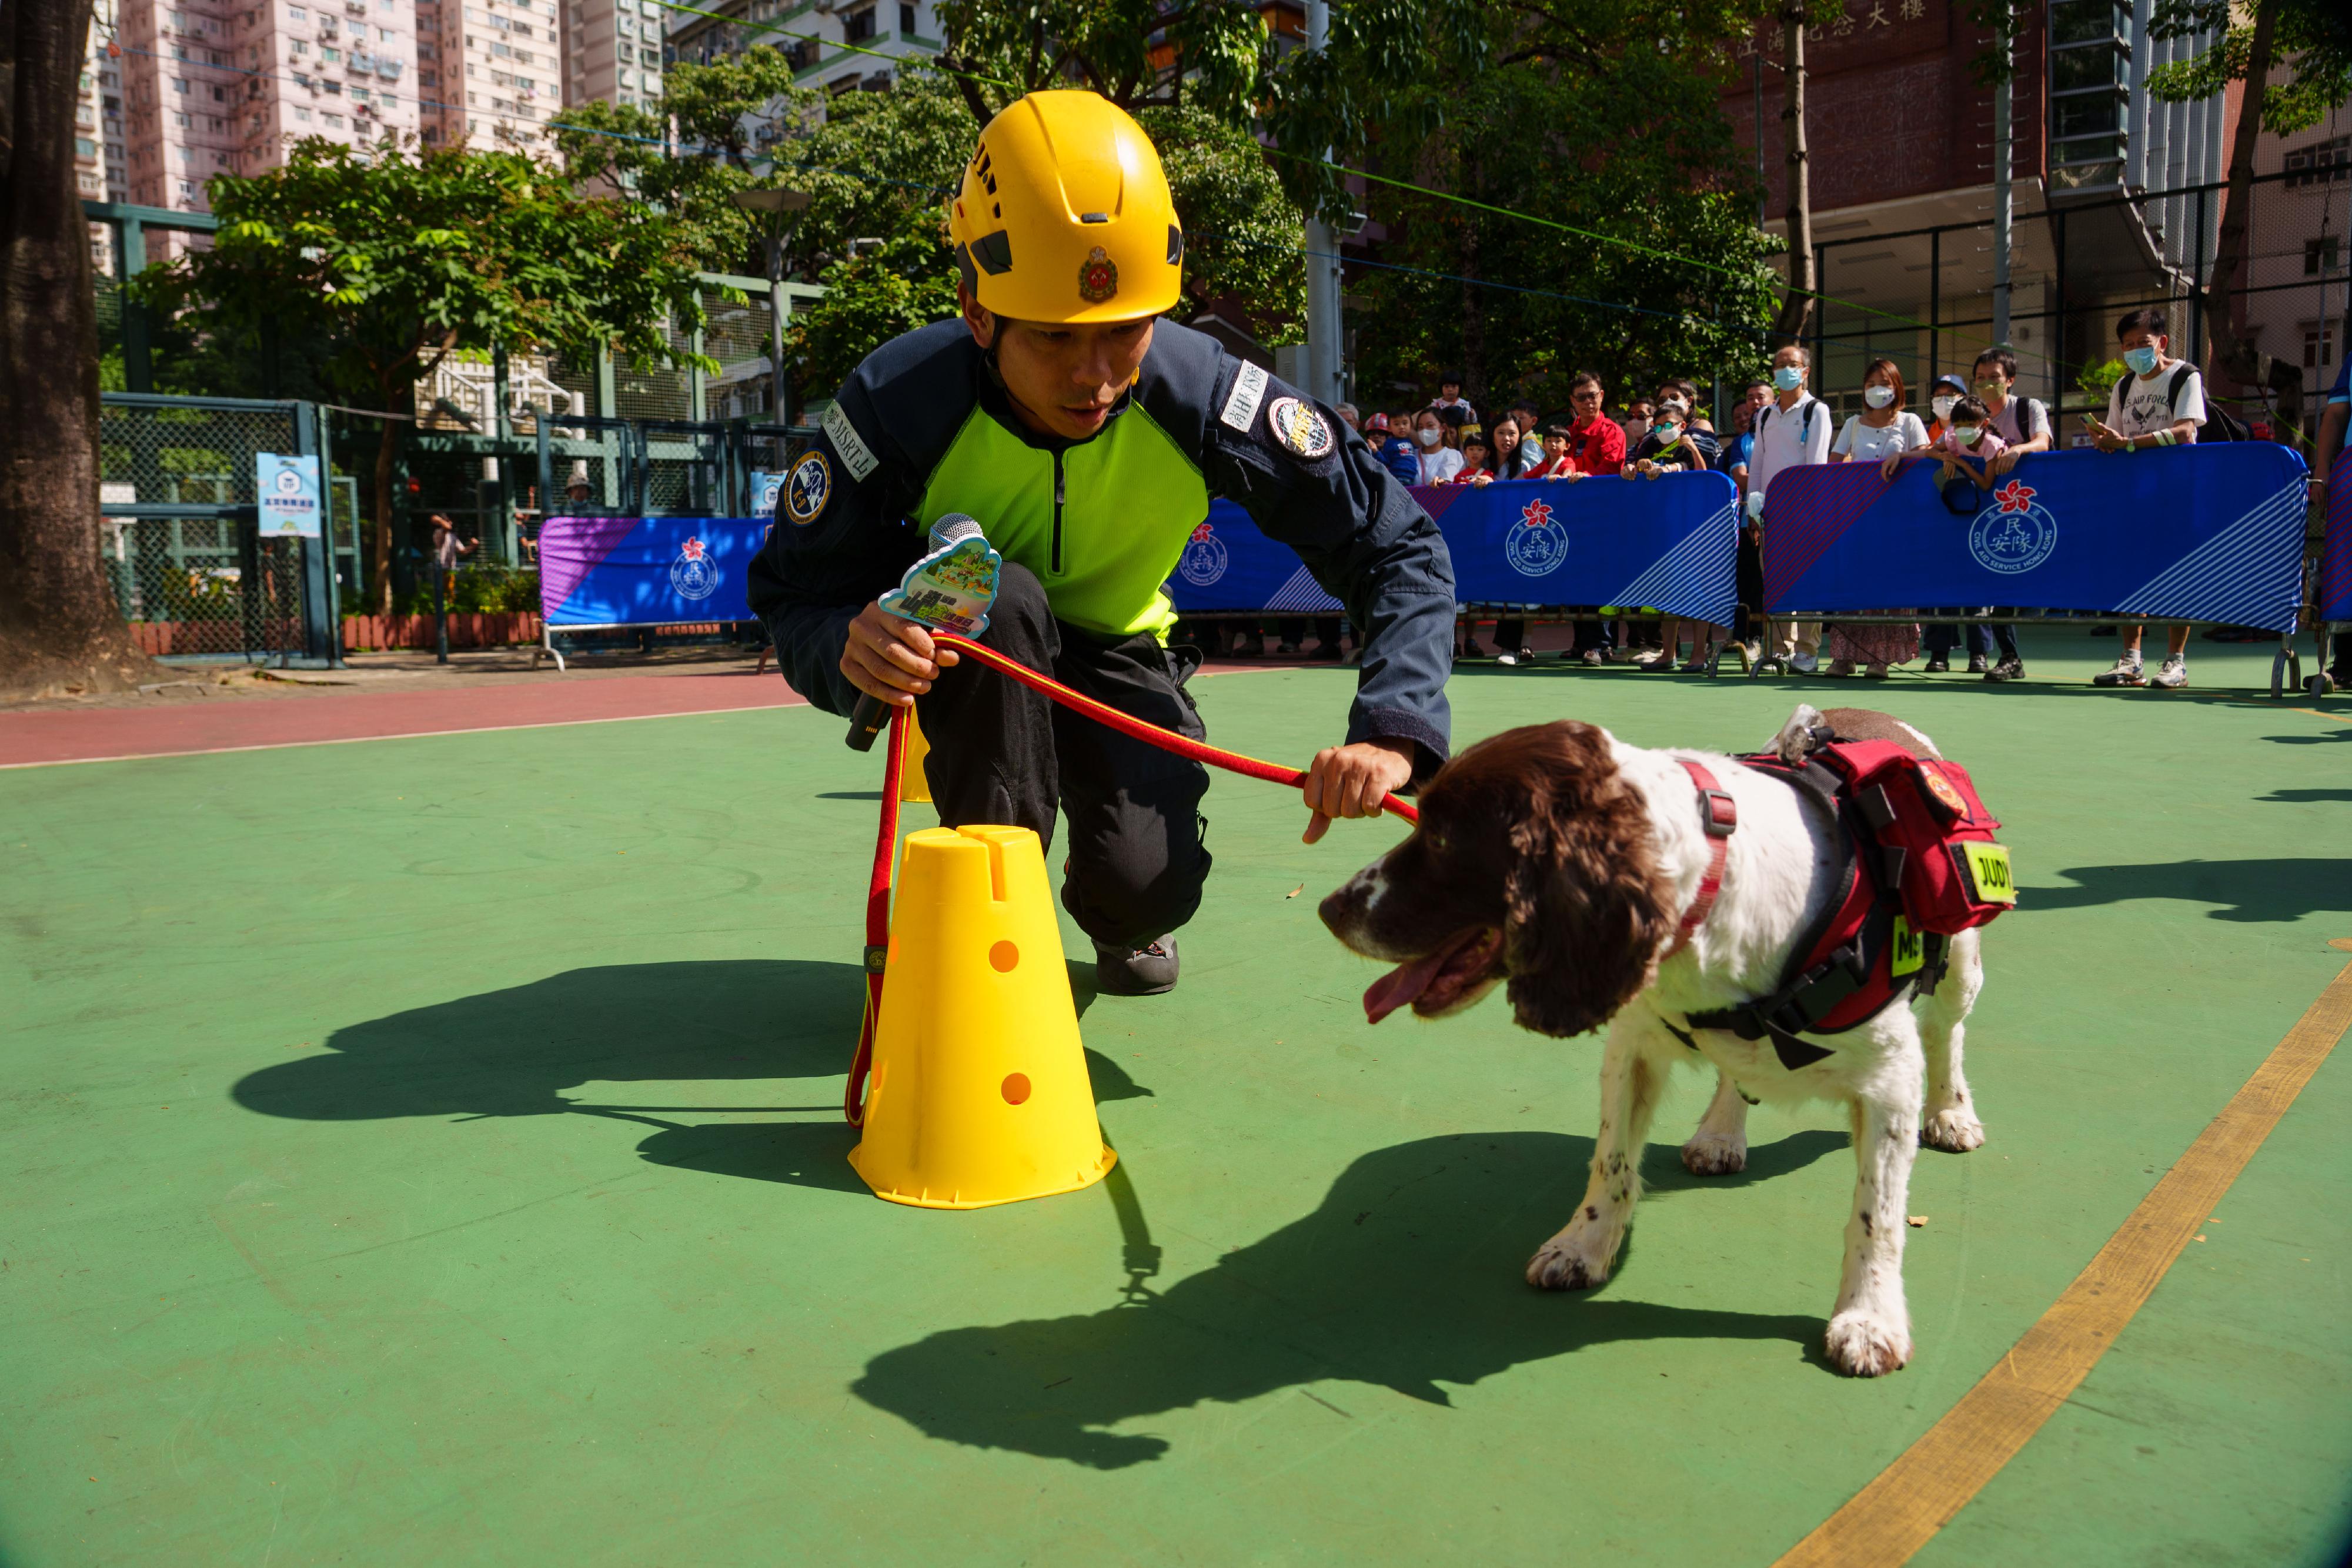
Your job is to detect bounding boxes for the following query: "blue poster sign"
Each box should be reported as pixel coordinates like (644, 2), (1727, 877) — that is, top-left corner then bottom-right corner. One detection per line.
(256, 453), (322, 538)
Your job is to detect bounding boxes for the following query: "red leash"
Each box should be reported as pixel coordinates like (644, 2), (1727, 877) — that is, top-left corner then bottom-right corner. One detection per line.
(843, 634), (1420, 1124)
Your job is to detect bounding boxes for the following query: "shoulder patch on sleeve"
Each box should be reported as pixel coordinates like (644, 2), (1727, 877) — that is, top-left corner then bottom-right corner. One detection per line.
(1265, 396), (1334, 460)
(783, 450), (831, 525)
(822, 402), (879, 483)
(1218, 361), (1269, 434)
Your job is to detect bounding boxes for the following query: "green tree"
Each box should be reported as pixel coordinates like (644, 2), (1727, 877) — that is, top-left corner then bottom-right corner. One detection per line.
(557, 59), (1309, 402)
(139, 139), (713, 612)
(2149, 0), (2352, 432)
(1, 0), (156, 698)
(1296, 4), (1781, 413)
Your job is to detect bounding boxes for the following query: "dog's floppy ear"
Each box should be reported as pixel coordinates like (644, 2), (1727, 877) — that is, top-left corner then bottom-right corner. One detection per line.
(1501, 723), (1675, 1039)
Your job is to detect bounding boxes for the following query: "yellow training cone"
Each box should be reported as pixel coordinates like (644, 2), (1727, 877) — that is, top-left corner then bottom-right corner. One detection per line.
(848, 824), (1115, 1209)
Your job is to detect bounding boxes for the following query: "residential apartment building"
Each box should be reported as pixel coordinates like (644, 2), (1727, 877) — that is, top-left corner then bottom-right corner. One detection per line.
(664, 0), (940, 103)
(109, 0), (419, 254)
(417, 0), (563, 152)
(81, 8), (125, 272)
(563, 0), (667, 111)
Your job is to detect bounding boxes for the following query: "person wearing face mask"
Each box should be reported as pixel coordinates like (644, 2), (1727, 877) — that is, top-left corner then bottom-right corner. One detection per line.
(1619, 396), (1655, 449)
(1815, 359), (1927, 677)
(1922, 373), (1970, 443)
(1748, 345), (1833, 672)
(1624, 379), (1723, 671)
(2084, 307), (2205, 689)
(1412, 409), (1464, 485)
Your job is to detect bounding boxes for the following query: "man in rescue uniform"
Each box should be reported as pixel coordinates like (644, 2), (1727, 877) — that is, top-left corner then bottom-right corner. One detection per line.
(749, 91), (1455, 996)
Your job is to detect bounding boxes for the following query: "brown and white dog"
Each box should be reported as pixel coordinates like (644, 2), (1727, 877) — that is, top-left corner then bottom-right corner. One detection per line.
(1319, 704), (1986, 1377)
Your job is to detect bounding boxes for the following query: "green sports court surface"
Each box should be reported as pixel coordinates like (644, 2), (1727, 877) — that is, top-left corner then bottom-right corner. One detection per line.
(4, 633), (2348, 1566)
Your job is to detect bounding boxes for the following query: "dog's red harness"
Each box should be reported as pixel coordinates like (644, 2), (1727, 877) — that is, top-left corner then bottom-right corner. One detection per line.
(1662, 757), (1738, 959)
(1660, 734), (2014, 1071)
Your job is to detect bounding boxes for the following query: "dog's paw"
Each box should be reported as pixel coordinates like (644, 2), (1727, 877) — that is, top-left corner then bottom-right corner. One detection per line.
(1920, 1108), (1987, 1154)
(1823, 1309), (1912, 1378)
(1680, 1130), (1749, 1176)
(1525, 1226), (1615, 1292)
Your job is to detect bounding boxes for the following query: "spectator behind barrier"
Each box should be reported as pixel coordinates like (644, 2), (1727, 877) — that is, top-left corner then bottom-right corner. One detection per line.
(1626, 379), (1723, 673)
(1413, 409), (1465, 485)
(1334, 402), (1361, 433)
(1750, 343), (1833, 673)
(2087, 307), (2206, 690)
(1452, 434), (1494, 485)
(1726, 377), (1772, 667)
(1428, 372), (1479, 439)
(1620, 395), (1656, 449)
(1561, 371), (1628, 482)
(1823, 357), (1929, 678)
(2317, 352), (2352, 688)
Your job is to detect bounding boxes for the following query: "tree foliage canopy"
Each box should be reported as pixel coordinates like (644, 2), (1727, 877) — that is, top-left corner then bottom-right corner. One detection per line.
(2147, 0), (2352, 131)
(1292, 0), (1781, 412)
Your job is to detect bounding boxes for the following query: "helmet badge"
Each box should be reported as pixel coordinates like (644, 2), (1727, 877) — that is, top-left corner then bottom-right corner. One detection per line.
(1077, 245), (1120, 304)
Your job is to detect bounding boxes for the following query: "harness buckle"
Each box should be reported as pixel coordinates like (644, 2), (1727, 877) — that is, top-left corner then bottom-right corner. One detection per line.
(1696, 787), (1738, 838)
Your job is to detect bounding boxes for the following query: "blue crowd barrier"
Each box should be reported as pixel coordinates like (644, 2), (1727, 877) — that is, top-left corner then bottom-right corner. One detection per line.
(1758, 444), (2309, 633)
(1167, 472), (1739, 627)
(2324, 474), (2351, 626)
(537, 514), (769, 628)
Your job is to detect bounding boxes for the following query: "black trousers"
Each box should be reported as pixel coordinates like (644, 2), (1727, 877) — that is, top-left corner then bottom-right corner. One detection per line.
(1924, 613), (2020, 660)
(913, 563), (1211, 950)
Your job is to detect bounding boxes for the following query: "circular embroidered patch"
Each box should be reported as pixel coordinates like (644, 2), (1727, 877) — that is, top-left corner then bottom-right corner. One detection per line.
(784, 450), (831, 526)
(1078, 245), (1120, 304)
(1266, 396), (1334, 460)
(1920, 764), (1968, 817)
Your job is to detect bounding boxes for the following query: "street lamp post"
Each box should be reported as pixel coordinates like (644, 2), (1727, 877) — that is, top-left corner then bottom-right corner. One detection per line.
(730, 186), (813, 427)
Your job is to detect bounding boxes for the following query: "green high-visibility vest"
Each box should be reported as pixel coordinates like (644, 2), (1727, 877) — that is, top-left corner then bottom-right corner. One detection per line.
(917, 400), (1210, 641)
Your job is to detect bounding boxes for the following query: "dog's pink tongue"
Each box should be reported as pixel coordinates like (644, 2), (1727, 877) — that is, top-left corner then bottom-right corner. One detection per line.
(1364, 948), (1454, 1025)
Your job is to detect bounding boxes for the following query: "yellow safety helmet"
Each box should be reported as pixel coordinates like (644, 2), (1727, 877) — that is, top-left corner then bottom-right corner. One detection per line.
(948, 90), (1183, 325)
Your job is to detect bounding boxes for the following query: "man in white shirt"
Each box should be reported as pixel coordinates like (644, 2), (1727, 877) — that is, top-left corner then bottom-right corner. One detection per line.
(2088, 307), (2206, 689)
(1749, 343), (1834, 671)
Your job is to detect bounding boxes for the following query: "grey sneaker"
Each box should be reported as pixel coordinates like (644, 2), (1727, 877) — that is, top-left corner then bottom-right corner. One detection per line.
(1790, 649), (1819, 674)
(2151, 654), (2188, 689)
(1581, 648), (1605, 667)
(1095, 936), (1179, 996)
(2092, 657), (2146, 687)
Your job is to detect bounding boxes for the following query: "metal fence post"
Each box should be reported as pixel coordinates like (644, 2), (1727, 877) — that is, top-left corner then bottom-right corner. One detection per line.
(295, 400), (336, 664)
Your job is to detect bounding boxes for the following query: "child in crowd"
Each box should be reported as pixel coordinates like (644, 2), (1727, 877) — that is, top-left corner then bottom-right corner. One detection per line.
(1452, 434), (1492, 484)
(1527, 426), (1579, 479)
(1884, 394), (2005, 487)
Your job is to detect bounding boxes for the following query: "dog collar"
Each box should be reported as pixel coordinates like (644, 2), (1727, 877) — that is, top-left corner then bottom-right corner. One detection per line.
(1662, 757), (1738, 959)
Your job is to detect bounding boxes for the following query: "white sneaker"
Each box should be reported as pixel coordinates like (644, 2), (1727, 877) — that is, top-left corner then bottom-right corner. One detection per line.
(2092, 657), (2146, 687)
(1790, 650), (1819, 674)
(2152, 654), (2188, 689)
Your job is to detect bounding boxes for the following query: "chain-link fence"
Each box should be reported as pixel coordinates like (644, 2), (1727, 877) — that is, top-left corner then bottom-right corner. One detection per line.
(98, 394), (334, 661)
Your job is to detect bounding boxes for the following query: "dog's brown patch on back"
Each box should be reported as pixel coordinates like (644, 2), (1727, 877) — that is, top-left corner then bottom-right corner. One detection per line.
(1816, 707), (1941, 759)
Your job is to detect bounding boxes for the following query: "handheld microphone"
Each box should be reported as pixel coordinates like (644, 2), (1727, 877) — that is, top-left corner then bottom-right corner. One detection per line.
(847, 513), (1003, 751)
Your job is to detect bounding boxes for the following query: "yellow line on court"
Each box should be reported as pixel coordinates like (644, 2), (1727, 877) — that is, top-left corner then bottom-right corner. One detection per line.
(1775, 951), (2352, 1568)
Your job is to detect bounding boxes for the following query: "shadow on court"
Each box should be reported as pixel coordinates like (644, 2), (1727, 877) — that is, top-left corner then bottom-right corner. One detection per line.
(2027, 859), (2352, 922)
(235, 960), (1151, 1185)
(852, 1129), (1846, 1469)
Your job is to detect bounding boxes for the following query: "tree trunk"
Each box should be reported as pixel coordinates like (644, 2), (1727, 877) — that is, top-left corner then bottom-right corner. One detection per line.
(371, 408), (399, 617)
(1772, 1), (1815, 343)
(0, 0), (156, 699)
(2199, 0), (2304, 432)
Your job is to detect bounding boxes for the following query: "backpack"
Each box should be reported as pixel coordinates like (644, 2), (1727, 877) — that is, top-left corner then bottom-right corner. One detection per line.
(1756, 396), (1822, 448)
(2161, 363), (2250, 443)
(1808, 741), (2013, 937)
